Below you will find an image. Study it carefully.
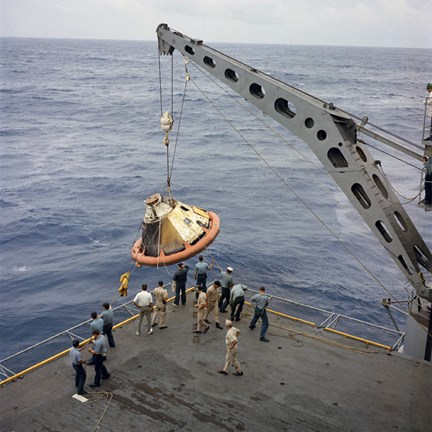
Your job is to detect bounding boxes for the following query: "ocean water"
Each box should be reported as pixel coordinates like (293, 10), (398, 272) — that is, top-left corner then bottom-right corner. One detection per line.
(0, 37), (431, 359)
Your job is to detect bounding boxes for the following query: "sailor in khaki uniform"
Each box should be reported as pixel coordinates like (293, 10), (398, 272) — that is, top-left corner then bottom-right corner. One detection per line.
(205, 280), (223, 329)
(151, 280), (168, 329)
(194, 284), (209, 333)
(218, 320), (242, 376)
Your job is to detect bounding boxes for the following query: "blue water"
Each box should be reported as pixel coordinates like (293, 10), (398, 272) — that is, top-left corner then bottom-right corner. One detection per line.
(1, 38), (431, 359)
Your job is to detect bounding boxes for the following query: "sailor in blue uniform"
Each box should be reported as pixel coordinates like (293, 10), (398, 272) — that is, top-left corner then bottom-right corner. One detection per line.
(99, 302), (115, 348)
(88, 329), (110, 387)
(193, 255), (214, 292)
(172, 263), (190, 306)
(249, 286), (270, 342)
(69, 339), (87, 395)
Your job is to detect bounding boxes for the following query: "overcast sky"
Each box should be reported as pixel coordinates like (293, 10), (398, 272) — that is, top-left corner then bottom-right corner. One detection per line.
(1, 0), (431, 48)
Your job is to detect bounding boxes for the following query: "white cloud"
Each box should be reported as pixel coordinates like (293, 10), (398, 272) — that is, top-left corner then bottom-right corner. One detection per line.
(1, 0), (430, 48)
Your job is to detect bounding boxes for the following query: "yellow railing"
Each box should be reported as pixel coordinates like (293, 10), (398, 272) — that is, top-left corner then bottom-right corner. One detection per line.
(0, 290), (185, 386)
(324, 328), (392, 350)
(1, 287), (402, 385)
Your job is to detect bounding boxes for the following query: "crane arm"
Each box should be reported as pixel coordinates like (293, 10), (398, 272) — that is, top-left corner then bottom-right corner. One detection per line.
(156, 24), (431, 301)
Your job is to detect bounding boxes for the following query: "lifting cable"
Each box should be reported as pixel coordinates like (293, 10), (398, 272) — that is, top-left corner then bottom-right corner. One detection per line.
(184, 59), (404, 308)
(167, 59), (190, 189)
(376, 164), (421, 204)
(157, 52), (190, 194)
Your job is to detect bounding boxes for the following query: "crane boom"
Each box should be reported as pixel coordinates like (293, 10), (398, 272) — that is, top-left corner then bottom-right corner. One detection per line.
(156, 23), (432, 301)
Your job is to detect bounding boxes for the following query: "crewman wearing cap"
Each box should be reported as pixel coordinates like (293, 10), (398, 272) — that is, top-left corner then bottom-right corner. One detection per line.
(218, 266), (234, 313)
(69, 339), (87, 395)
(425, 83), (432, 140)
(218, 319), (243, 376)
(422, 155), (432, 205)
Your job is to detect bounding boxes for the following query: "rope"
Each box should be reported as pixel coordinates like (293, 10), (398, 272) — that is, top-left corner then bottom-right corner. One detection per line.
(157, 51), (163, 116)
(166, 137), (170, 189)
(376, 163), (421, 204)
(171, 55), (174, 116)
(351, 114), (424, 151)
(355, 139), (423, 205)
(85, 390), (114, 432)
(358, 139), (422, 170)
(156, 216), (162, 268)
(267, 322), (380, 356)
(167, 59), (190, 186)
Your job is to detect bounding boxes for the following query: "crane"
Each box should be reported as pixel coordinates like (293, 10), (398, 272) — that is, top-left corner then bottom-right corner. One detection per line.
(156, 23), (432, 360)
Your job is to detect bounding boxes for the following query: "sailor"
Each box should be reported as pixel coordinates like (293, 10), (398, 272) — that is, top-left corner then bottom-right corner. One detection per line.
(218, 320), (242, 376)
(230, 284), (247, 322)
(88, 329), (110, 387)
(218, 266), (234, 313)
(133, 284), (154, 336)
(422, 155), (432, 205)
(90, 311), (104, 334)
(151, 280), (169, 329)
(194, 284), (209, 334)
(87, 311), (104, 365)
(193, 255), (214, 293)
(249, 286), (270, 342)
(69, 339), (87, 395)
(99, 303), (115, 348)
(172, 263), (190, 306)
(424, 83), (432, 140)
(205, 280), (223, 329)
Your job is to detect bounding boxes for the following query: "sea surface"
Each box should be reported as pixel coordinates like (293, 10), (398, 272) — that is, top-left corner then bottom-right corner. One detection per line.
(1, 37), (431, 359)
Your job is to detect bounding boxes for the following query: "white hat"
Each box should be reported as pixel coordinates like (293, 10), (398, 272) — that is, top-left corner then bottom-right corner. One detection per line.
(225, 320), (233, 327)
(227, 266), (234, 272)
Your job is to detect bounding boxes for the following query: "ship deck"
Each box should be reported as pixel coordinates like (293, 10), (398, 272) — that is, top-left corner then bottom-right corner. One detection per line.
(1, 291), (431, 432)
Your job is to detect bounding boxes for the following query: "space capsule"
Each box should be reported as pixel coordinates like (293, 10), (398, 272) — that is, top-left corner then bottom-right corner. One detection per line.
(131, 193), (220, 267)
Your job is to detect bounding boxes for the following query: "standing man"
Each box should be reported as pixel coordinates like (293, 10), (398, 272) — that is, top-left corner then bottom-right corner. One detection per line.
(194, 255), (214, 292)
(218, 320), (242, 376)
(172, 263), (190, 306)
(249, 286), (270, 342)
(133, 284), (154, 336)
(69, 339), (87, 395)
(90, 311), (104, 334)
(422, 156), (432, 205)
(205, 280), (223, 329)
(218, 266), (234, 313)
(194, 284), (210, 334)
(424, 83), (432, 140)
(99, 303), (115, 348)
(151, 280), (168, 329)
(88, 329), (110, 387)
(230, 284), (247, 322)
(87, 311), (104, 365)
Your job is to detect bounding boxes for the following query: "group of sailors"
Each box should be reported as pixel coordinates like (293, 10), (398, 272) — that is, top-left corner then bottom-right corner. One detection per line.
(69, 304), (114, 395)
(69, 255), (271, 395)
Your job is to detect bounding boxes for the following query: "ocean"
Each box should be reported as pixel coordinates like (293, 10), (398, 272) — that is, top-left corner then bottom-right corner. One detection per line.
(0, 37), (431, 360)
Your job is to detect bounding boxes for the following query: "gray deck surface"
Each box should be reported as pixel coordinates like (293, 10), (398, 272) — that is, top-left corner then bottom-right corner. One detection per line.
(1, 292), (431, 432)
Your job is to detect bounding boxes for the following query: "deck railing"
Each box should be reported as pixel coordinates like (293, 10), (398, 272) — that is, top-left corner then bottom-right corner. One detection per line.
(0, 286), (405, 385)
